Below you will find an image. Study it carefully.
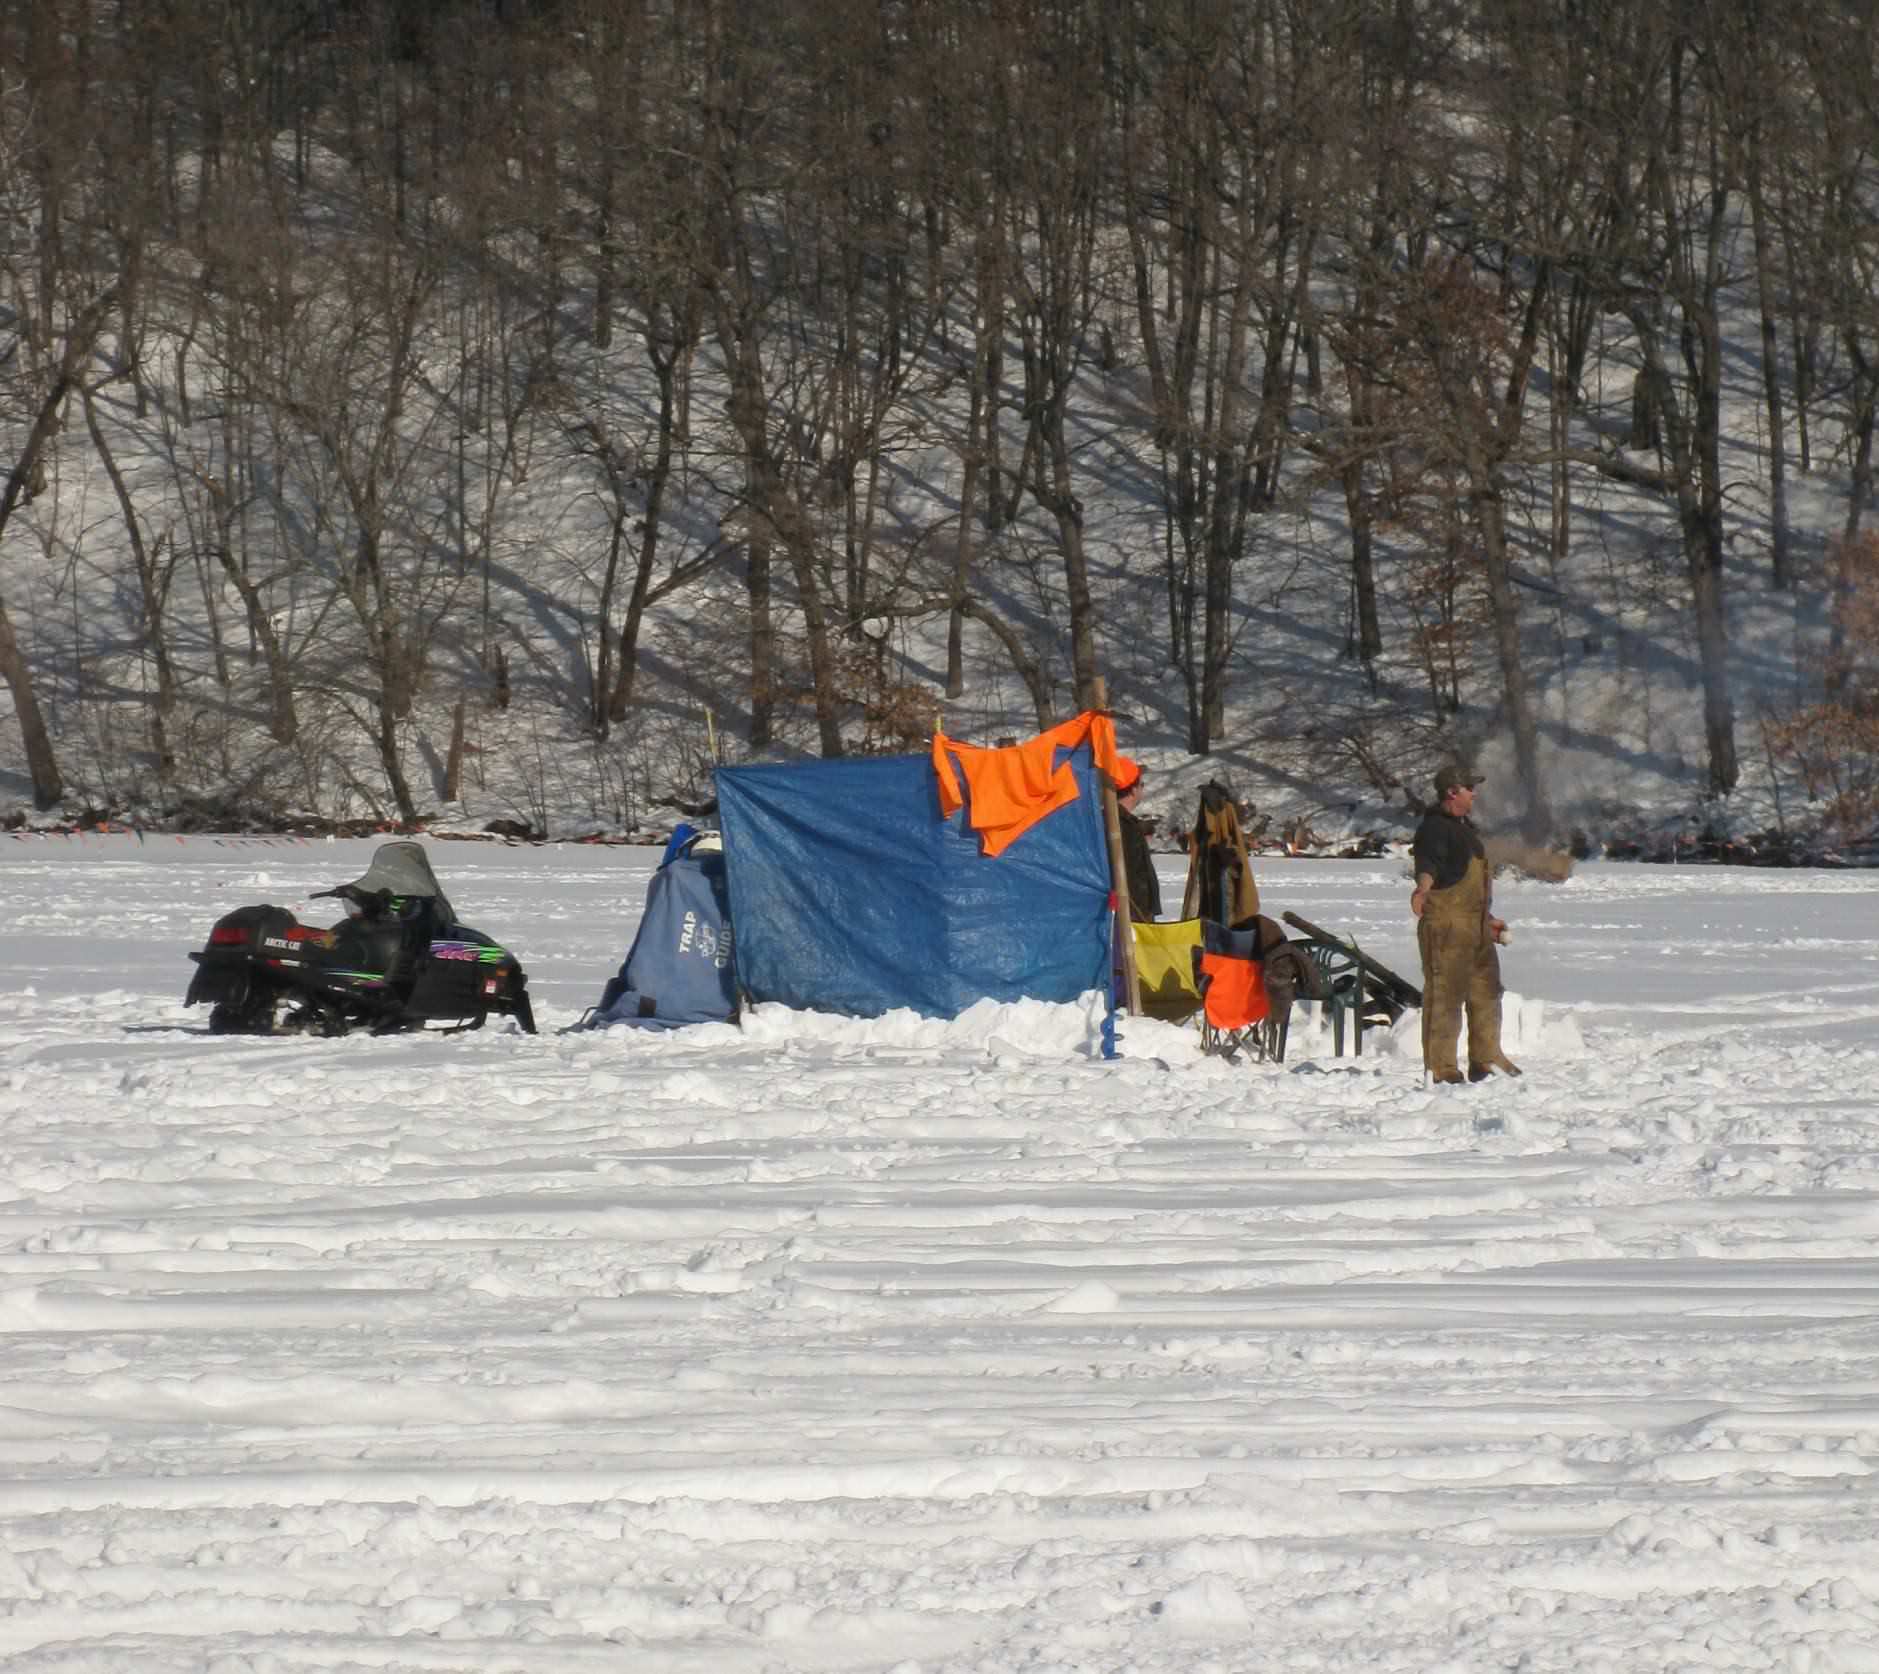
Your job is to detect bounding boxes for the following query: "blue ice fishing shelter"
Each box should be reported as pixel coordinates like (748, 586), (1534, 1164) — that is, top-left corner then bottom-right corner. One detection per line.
(714, 744), (1113, 1019)
(589, 831), (738, 1028)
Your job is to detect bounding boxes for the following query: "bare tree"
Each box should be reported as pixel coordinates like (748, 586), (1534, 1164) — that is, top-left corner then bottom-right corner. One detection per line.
(1786, 8), (1879, 690)
(1309, 0), (1464, 679)
(1707, 1), (1797, 591)
(895, 1), (1022, 702)
(1117, 0), (1331, 750)
(564, 293), (724, 738)
(694, 1), (854, 757)
(1360, 259), (1556, 837)
(274, 235), (458, 822)
(81, 388), (179, 773)
(996, 0), (1118, 711)
(1625, 22), (1739, 795)
(1531, 6), (1742, 796)
(185, 302), (303, 745)
(0, 38), (122, 808)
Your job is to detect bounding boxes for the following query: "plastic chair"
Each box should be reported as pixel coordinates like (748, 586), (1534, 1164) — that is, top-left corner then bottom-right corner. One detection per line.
(1304, 940), (1365, 1057)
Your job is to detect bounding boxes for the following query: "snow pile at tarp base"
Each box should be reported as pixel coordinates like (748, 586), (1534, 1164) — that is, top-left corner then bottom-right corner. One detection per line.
(666, 982), (1580, 1073)
(736, 988), (1116, 1058)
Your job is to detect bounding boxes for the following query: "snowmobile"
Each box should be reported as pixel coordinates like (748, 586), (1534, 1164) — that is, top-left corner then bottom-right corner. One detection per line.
(184, 841), (537, 1036)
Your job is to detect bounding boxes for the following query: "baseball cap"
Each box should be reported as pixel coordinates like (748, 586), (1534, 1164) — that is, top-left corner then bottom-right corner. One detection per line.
(1113, 757), (1143, 794)
(1433, 763), (1484, 798)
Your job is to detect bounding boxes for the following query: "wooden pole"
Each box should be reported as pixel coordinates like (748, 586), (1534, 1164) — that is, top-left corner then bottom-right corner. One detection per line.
(1091, 678), (1142, 1016)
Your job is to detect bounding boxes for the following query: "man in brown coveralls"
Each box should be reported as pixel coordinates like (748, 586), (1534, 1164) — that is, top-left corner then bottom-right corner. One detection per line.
(1410, 765), (1522, 1085)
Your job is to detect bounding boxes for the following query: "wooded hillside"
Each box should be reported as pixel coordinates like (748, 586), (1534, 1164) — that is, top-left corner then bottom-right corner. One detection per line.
(3, 1), (1876, 845)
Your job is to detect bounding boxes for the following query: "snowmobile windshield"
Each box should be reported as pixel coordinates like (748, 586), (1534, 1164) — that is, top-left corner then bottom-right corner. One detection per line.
(344, 842), (457, 926)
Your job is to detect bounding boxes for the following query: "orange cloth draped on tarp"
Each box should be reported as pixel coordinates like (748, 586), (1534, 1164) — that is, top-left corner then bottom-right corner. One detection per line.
(932, 711), (1124, 857)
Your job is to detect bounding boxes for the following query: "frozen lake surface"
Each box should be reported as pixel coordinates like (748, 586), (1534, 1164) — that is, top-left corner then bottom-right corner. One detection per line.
(2, 834), (1877, 1672)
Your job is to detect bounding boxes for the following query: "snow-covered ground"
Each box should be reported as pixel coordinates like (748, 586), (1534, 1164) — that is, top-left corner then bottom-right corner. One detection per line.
(3, 835), (1878, 1673)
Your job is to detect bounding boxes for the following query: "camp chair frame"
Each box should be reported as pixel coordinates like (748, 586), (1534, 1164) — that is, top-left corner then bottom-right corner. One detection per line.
(1217, 1004), (1289, 1065)
(1193, 921), (1285, 1064)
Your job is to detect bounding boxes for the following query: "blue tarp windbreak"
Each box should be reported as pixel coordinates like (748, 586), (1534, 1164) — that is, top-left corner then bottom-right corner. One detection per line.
(716, 745), (1113, 1020)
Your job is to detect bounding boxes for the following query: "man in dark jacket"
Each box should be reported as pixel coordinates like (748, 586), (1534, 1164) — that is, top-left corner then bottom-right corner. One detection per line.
(1411, 764), (1520, 1084)
(1115, 759), (1161, 922)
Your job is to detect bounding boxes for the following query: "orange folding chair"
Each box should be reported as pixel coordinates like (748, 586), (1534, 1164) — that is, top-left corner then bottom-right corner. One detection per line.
(1194, 921), (1284, 1062)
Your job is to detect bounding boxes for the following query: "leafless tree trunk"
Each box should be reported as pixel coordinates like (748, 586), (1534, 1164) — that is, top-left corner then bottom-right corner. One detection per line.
(0, 287), (115, 807)
(693, 3), (860, 757)
(1829, 333), (1879, 694)
(276, 246), (451, 822)
(1313, 0), (1462, 683)
(1125, 0), (1334, 747)
(936, 40), (1013, 697)
(0, 600), (61, 808)
(1634, 100), (1739, 795)
(571, 308), (719, 734)
(1745, 161), (1791, 591)
(82, 389), (178, 772)
(747, 536), (775, 750)
(1001, 2), (1111, 711)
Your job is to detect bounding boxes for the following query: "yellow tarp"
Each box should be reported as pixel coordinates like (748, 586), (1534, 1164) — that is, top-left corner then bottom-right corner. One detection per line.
(1132, 918), (1204, 1023)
